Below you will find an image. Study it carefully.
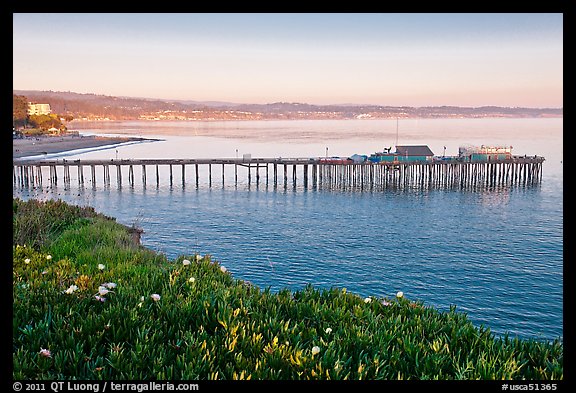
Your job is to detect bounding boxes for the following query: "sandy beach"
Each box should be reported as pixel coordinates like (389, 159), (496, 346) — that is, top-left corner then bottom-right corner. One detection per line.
(13, 134), (154, 159)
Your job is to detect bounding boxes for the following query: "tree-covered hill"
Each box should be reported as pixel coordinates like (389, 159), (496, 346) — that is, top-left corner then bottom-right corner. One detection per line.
(14, 90), (563, 121)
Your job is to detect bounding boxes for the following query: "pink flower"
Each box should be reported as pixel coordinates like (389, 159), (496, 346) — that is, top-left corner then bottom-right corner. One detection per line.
(39, 348), (51, 358)
(94, 295), (106, 302)
(151, 294), (161, 302)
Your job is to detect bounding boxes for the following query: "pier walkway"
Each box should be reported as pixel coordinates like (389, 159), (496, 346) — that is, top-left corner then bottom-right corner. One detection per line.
(13, 156), (545, 190)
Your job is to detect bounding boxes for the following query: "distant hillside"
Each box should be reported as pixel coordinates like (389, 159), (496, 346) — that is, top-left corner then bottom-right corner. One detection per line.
(14, 90), (563, 121)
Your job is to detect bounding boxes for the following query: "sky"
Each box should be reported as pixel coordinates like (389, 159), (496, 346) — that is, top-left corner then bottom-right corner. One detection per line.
(13, 13), (563, 108)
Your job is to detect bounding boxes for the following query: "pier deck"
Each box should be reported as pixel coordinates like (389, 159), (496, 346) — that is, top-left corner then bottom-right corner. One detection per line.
(13, 156), (545, 190)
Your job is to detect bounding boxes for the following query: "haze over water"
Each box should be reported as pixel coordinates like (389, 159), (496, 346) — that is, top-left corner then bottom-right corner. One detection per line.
(13, 118), (563, 342)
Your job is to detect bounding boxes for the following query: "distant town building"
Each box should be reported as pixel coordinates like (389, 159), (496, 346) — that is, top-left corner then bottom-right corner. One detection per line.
(27, 102), (51, 116)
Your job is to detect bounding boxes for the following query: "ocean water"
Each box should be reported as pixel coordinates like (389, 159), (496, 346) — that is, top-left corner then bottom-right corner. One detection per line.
(13, 119), (563, 341)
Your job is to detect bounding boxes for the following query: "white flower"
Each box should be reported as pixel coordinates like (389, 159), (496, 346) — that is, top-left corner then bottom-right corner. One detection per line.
(188, 277), (196, 283)
(381, 300), (391, 306)
(140, 296), (145, 302)
(46, 255), (52, 260)
(220, 266), (227, 273)
(195, 255), (202, 261)
(24, 258), (31, 264)
(151, 294), (161, 302)
(311, 346), (321, 356)
(325, 327), (332, 334)
(364, 297), (372, 303)
(103, 282), (117, 289)
(182, 259), (191, 266)
(98, 286), (111, 296)
(39, 348), (51, 358)
(64, 285), (78, 294)
(396, 291), (404, 299)
(98, 264), (105, 270)
(41, 270), (48, 275)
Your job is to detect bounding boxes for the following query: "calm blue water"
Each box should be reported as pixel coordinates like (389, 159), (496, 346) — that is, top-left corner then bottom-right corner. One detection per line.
(13, 119), (563, 342)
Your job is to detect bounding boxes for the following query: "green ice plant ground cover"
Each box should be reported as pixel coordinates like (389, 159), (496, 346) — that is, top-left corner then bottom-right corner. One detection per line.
(12, 198), (563, 380)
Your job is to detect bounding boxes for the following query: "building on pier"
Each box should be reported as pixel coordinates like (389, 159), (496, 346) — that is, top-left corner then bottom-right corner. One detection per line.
(368, 145), (434, 163)
(458, 145), (513, 162)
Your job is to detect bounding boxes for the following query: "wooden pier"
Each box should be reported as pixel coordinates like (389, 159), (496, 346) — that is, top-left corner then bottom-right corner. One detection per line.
(13, 156), (545, 191)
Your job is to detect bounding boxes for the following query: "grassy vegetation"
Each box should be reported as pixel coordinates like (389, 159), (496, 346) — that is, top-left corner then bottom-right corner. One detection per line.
(12, 197), (563, 380)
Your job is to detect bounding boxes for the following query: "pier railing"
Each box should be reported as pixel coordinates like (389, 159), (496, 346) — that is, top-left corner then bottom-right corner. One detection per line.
(13, 156), (545, 191)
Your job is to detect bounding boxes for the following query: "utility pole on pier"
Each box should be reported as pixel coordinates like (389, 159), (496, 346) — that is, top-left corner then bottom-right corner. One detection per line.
(396, 117), (399, 148)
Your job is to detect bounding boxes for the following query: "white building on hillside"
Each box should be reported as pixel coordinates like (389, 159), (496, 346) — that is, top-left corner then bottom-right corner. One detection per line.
(27, 102), (51, 116)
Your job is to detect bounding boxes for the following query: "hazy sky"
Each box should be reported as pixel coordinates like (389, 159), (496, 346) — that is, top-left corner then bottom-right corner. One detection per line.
(13, 13), (563, 107)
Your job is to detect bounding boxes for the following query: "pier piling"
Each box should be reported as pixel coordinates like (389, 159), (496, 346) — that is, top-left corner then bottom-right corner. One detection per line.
(13, 157), (545, 192)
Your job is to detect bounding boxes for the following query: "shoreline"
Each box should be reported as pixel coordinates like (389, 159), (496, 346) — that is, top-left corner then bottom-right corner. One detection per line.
(13, 134), (158, 159)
